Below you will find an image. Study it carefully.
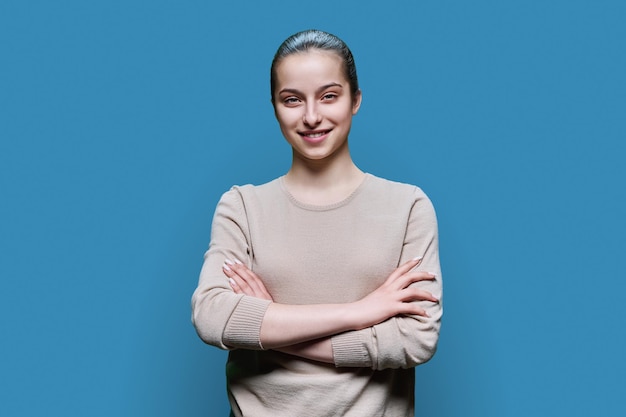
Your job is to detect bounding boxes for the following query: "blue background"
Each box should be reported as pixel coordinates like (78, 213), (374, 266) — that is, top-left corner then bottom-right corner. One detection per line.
(1, 1), (624, 416)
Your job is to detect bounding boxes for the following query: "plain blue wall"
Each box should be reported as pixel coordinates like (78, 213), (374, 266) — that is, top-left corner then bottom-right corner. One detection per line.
(1, 1), (624, 416)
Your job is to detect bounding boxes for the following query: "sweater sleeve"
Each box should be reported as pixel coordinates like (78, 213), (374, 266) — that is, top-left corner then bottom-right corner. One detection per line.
(191, 188), (271, 350)
(331, 188), (443, 370)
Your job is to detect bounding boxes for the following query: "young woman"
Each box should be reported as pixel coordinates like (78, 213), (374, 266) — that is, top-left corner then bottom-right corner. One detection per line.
(192, 30), (442, 417)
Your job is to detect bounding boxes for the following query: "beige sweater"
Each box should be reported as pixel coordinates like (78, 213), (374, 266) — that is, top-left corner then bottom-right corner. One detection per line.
(192, 174), (443, 417)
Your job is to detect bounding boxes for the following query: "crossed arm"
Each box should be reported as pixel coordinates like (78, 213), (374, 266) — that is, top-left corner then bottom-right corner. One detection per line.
(192, 186), (442, 369)
(223, 257), (439, 363)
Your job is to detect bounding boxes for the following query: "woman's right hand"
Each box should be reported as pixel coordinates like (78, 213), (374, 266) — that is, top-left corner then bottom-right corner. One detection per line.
(223, 258), (274, 302)
(351, 257), (438, 329)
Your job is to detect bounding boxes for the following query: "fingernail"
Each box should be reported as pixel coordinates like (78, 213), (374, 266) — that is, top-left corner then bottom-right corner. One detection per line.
(233, 258), (243, 265)
(223, 263), (232, 272)
(228, 278), (236, 287)
(412, 257), (423, 262)
(225, 259), (234, 265)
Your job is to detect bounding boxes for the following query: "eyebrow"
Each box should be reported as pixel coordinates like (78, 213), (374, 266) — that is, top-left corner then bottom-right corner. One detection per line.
(278, 83), (343, 96)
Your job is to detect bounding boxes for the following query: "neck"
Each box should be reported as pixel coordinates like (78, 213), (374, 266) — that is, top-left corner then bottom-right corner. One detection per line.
(284, 143), (365, 205)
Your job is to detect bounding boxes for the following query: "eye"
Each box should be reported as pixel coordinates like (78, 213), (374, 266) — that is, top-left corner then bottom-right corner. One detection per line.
(283, 96), (301, 105)
(321, 93), (338, 101)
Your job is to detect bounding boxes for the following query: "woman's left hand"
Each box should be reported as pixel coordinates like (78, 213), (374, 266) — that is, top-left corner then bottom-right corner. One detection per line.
(222, 259), (274, 301)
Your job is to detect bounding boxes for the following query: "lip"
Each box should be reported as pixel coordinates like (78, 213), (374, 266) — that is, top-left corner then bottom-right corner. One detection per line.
(298, 129), (332, 144)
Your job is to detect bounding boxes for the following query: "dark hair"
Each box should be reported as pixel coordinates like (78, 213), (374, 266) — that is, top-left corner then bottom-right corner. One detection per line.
(270, 29), (359, 103)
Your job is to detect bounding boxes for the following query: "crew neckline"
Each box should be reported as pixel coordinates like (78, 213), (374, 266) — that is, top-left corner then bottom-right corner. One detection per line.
(279, 173), (372, 211)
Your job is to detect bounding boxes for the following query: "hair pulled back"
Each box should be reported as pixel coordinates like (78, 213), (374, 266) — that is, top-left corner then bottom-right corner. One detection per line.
(270, 29), (359, 104)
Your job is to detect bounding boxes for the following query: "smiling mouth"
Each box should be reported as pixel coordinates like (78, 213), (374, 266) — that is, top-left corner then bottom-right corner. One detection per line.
(299, 129), (331, 139)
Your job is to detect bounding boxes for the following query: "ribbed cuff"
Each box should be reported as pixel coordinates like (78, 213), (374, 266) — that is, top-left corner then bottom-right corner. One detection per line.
(331, 330), (372, 368)
(223, 297), (272, 350)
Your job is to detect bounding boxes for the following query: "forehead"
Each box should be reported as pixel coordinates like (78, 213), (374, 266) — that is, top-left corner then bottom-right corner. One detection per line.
(274, 50), (347, 89)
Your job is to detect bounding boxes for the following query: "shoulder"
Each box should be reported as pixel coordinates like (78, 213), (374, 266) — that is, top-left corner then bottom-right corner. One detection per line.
(365, 175), (439, 234)
(365, 174), (432, 205)
(218, 177), (283, 209)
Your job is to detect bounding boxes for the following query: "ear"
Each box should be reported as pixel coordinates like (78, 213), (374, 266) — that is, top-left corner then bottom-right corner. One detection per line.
(352, 89), (362, 115)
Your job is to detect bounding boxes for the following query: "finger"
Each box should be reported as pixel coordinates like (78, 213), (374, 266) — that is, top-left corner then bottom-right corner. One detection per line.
(395, 271), (436, 290)
(227, 271), (261, 298)
(223, 261), (246, 282)
(223, 263), (240, 293)
(227, 260), (273, 300)
(228, 277), (241, 294)
(385, 257), (423, 284)
(400, 287), (439, 303)
(397, 303), (429, 318)
(222, 262), (236, 278)
(408, 309), (430, 318)
(229, 261), (265, 293)
(224, 261), (255, 293)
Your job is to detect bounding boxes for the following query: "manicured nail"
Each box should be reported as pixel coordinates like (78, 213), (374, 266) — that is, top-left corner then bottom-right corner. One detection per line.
(228, 278), (236, 287)
(412, 256), (422, 261)
(233, 258), (243, 265)
(223, 263), (232, 272)
(225, 259), (234, 265)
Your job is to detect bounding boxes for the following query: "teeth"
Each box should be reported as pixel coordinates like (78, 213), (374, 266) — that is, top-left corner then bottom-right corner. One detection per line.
(304, 131), (327, 138)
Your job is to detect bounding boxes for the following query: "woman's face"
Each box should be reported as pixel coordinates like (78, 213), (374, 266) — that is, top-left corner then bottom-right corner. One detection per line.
(273, 49), (361, 162)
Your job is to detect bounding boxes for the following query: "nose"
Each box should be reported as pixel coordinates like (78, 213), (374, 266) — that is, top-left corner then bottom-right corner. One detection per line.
(302, 103), (321, 127)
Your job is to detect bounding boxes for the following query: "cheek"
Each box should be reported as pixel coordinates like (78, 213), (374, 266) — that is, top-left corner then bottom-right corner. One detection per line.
(276, 108), (300, 129)
(328, 107), (353, 124)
